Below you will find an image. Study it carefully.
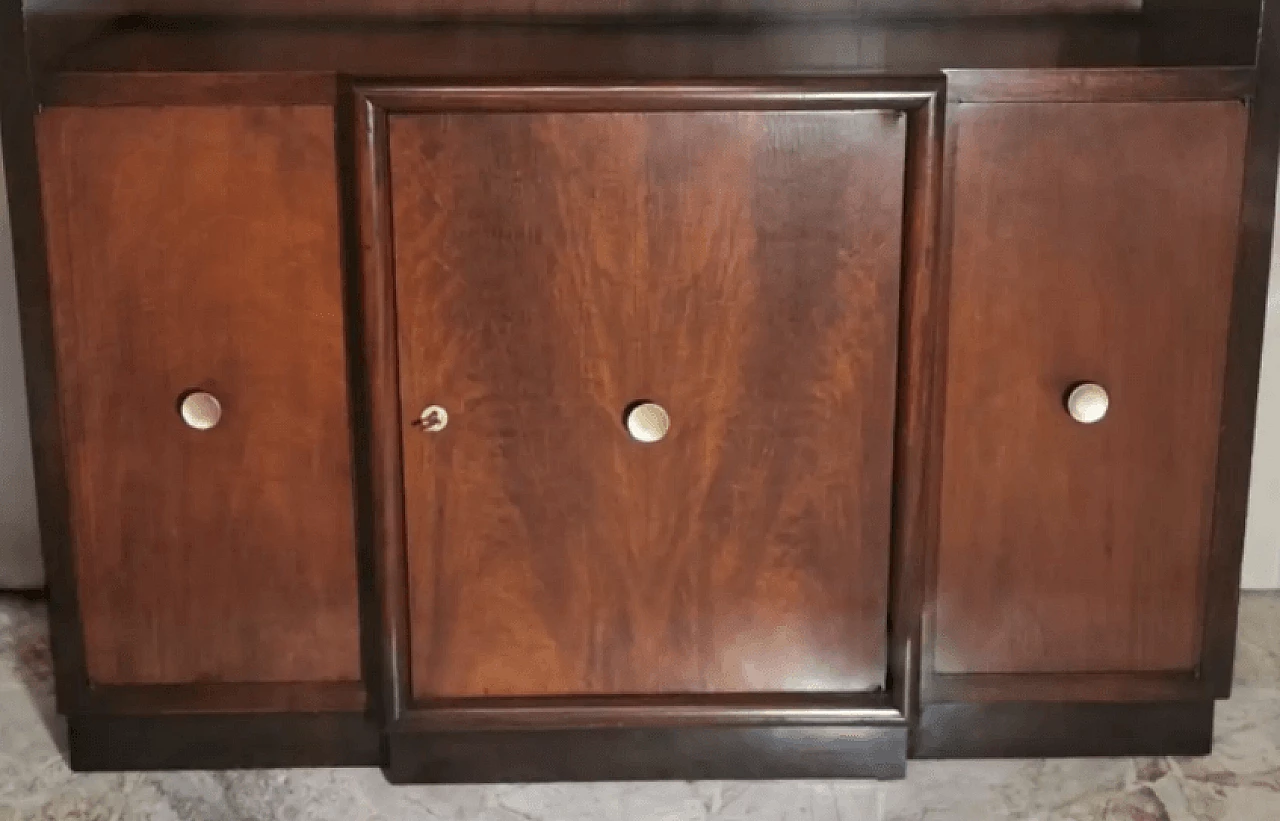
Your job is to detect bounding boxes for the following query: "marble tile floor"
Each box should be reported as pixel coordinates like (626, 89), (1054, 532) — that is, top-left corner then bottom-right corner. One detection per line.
(1, 593), (1278, 821)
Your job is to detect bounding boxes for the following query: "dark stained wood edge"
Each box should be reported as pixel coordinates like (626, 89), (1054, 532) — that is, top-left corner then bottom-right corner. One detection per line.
(67, 712), (382, 771)
(395, 695), (902, 732)
(355, 79), (941, 113)
(387, 725), (907, 783)
(335, 88), (386, 725)
(946, 67), (1255, 102)
(354, 89), (412, 726)
(79, 682), (368, 715)
(1203, 0), (1280, 698)
(0, 0), (90, 714)
(23, 12), (121, 75)
(913, 701), (1214, 759)
(887, 86), (944, 729)
(925, 671), (1207, 704)
(910, 81), (959, 735)
(355, 79), (942, 732)
(42, 70), (338, 106)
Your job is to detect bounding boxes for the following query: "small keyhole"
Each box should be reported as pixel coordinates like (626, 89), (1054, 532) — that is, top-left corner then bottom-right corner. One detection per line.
(416, 405), (449, 433)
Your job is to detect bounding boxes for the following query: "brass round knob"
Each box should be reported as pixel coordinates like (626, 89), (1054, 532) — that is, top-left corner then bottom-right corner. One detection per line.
(625, 402), (670, 443)
(416, 405), (449, 433)
(179, 391), (222, 431)
(1066, 383), (1109, 425)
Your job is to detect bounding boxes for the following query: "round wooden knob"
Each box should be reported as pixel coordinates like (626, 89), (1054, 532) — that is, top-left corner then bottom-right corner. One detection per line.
(1066, 383), (1109, 425)
(179, 391), (222, 431)
(626, 402), (670, 443)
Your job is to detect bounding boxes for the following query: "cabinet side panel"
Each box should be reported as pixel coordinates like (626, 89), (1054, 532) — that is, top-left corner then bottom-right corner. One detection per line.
(38, 106), (363, 686)
(936, 101), (1247, 676)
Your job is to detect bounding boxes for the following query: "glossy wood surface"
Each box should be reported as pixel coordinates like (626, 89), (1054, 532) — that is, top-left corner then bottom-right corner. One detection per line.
(38, 14), (1258, 94)
(391, 110), (906, 698)
(934, 101), (1247, 676)
(38, 106), (363, 686)
(387, 724), (907, 783)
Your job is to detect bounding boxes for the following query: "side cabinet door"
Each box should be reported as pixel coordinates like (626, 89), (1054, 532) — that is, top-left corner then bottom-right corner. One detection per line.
(935, 102), (1247, 693)
(390, 110), (907, 700)
(39, 107), (363, 693)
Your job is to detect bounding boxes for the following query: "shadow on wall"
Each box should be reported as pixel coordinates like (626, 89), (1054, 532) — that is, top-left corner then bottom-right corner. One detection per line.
(0, 151), (43, 589)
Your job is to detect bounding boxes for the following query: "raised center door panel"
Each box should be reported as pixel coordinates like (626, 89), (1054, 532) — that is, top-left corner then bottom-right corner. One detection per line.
(384, 104), (911, 700)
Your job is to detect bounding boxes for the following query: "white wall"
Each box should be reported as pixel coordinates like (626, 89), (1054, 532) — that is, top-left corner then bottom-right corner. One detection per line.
(1243, 201), (1280, 590)
(0, 151), (43, 589)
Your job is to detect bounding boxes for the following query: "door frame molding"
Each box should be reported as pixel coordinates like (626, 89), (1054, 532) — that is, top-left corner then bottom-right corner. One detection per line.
(350, 79), (946, 740)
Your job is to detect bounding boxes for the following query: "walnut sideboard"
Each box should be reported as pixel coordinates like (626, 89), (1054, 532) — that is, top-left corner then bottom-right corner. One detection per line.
(2, 0), (1278, 783)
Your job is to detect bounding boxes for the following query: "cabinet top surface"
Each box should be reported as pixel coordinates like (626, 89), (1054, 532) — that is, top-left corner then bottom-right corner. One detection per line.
(29, 12), (1261, 89)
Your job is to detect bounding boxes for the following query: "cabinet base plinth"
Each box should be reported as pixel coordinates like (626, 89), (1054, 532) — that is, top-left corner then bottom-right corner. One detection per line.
(67, 713), (381, 772)
(387, 725), (908, 783)
(914, 701), (1214, 759)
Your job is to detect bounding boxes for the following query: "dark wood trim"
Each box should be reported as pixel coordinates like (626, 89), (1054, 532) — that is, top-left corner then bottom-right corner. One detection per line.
(80, 682), (367, 715)
(913, 701), (1214, 759)
(355, 80), (940, 731)
(41, 70), (338, 106)
(0, 0), (90, 714)
(356, 80), (941, 113)
(913, 77), (962, 730)
(888, 84), (945, 726)
(24, 11), (126, 75)
(355, 89), (411, 727)
(39, 68), (1256, 109)
(924, 671), (1208, 704)
(1203, 0), (1280, 698)
(946, 67), (1255, 102)
(394, 694), (901, 732)
(68, 712), (382, 771)
(29, 14), (1262, 86)
(335, 89), (387, 726)
(387, 725), (907, 784)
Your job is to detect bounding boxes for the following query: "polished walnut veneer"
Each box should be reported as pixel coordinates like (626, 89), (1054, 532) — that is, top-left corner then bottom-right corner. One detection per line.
(2, 0), (1277, 783)
(37, 105), (364, 691)
(391, 109), (905, 699)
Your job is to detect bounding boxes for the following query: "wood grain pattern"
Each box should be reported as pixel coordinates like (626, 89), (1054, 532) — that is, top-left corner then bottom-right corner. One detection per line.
(38, 106), (363, 686)
(390, 110), (907, 698)
(935, 102), (1248, 676)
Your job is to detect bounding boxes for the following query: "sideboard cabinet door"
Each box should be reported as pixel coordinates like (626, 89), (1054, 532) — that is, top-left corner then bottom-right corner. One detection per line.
(935, 102), (1248, 687)
(389, 110), (908, 700)
(37, 107), (363, 690)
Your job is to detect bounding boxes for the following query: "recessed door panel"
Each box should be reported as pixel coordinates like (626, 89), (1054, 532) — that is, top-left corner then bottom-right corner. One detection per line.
(936, 102), (1247, 677)
(390, 110), (908, 698)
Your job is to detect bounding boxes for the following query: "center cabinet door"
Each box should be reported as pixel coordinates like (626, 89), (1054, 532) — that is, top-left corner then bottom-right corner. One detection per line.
(389, 110), (908, 699)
